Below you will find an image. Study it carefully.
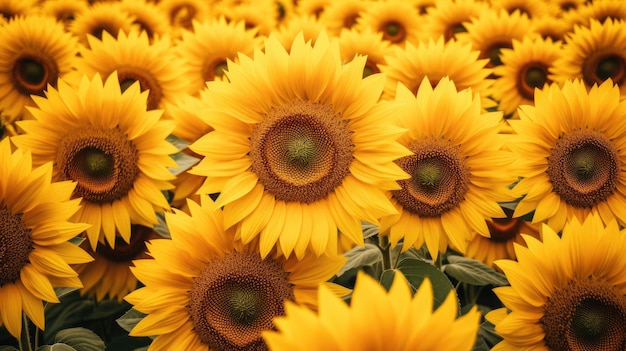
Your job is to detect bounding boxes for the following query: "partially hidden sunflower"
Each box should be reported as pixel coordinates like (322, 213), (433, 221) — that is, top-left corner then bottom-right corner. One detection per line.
(338, 27), (394, 78)
(422, 0), (489, 42)
(69, 1), (136, 46)
(0, 15), (78, 134)
(456, 8), (536, 69)
(174, 17), (260, 94)
(487, 214), (626, 350)
(68, 28), (190, 113)
(319, 0), (367, 35)
(550, 18), (626, 97)
(463, 207), (541, 268)
(492, 35), (563, 118)
(189, 32), (411, 258)
(12, 72), (177, 250)
(0, 137), (92, 338)
(379, 36), (494, 108)
(356, 0), (424, 47)
(36, 0), (89, 30)
(264, 271), (481, 351)
(125, 194), (348, 351)
(73, 225), (160, 302)
(119, 0), (172, 42)
(379, 77), (518, 260)
(509, 79), (626, 232)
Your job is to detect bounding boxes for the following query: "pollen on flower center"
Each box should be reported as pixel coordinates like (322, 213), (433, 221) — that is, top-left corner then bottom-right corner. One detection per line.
(393, 139), (470, 218)
(0, 206), (33, 286)
(12, 54), (58, 96)
(58, 126), (139, 204)
(547, 130), (619, 208)
(187, 251), (294, 351)
(250, 100), (353, 203)
(542, 278), (626, 351)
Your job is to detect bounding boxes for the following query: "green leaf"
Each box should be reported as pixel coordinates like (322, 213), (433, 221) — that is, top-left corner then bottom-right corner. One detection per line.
(116, 308), (147, 334)
(396, 257), (456, 310)
(38, 344), (76, 351)
(472, 336), (491, 351)
(169, 151), (200, 176)
(444, 255), (509, 287)
(479, 319), (503, 347)
(153, 212), (170, 239)
(54, 328), (104, 351)
(166, 134), (190, 152)
(361, 222), (379, 240)
(336, 243), (382, 277)
(379, 269), (396, 291)
(54, 287), (79, 300)
(0, 346), (19, 351)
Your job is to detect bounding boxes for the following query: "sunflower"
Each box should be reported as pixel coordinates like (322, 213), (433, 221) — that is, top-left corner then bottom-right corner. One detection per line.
(577, 0), (626, 25)
(463, 207), (541, 268)
(125, 194), (348, 351)
(37, 0), (89, 30)
(457, 8), (536, 68)
(492, 35), (563, 118)
(12, 73), (177, 250)
(69, 28), (190, 112)
(120, 0), (172, 41)
(379, 77), (517, 260)
(422, 0), (489, 42)
(487, 214), (626, 350)
(319, 0), (367, 35)
(509, 79), (626, 232)
(69, 1), (136, 46)
(356, 0), (424, 46)
(0, 15), (78, 131)
(295, 0), (332, 18)
(338, 27), (394, 78)
(217, 0), (277, 36)
(264, 271), (481, 351)
(490, 0), (558, 19)
(174, 17), (260, 94)
(157, 0), (211, 33)
(550, 18), (626, 97)
(74, 225), (160, 302)
(189, 32), (410, 258)
(275, 14), (327, 52)
(0, 137), (92, 338)
(531, 14), (573, 42)
(379, 36), (494, 107)
(0, 0), (34, 20)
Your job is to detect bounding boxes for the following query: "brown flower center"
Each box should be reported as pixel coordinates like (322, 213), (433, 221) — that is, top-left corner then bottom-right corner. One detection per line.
(94, 225), (153, 262)
(381, 21), (406, 43)
(58, 126), (139, 204)
(444, 22), (467, 42)
(393, 139), (470, 217)
(0, 206), (33, 286)
(486, 208), (522, 243)
(547, 130), (619, 208)
(517, 62), (550, 100)
(482, 42), (512, 68)
(542, 278), (626, 351)
(188, 251), (294, 351)
(170, 4), (196, 30)
(362, 59), (380, 78)
(583, 53), (626, 87)
(202, 59), (229, 82)
(117, 68), (162, 110)
(250, 100), (353, 203)
(343, 13), (359, 29)
(12, 54), (59, 97)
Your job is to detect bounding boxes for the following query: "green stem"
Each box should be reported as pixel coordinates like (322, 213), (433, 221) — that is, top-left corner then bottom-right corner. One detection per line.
(378, 235), (392, 271)
(18, 314), (33, 351)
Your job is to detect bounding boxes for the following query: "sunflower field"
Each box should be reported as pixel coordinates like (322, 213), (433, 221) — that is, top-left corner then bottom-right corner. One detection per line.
(0, 0), (625, 350)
